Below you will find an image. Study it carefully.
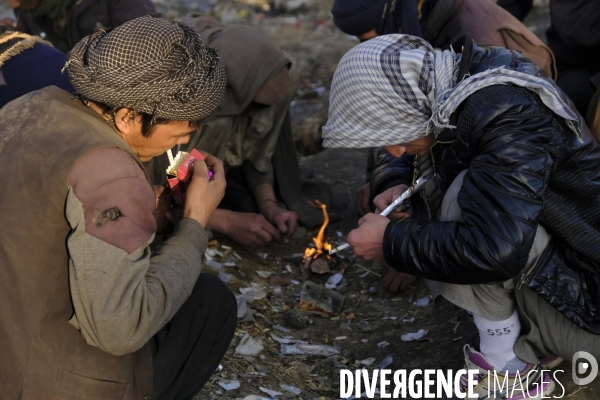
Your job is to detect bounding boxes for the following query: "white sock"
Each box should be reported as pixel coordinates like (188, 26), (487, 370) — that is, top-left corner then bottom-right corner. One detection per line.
(473, 310), (526, 373)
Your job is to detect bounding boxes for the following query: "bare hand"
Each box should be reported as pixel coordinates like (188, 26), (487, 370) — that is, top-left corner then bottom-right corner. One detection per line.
(347, 213), (389, 262)
(357, 183), (372, 216)
(183, 152), (226, 227)
(381, 262), (417, 292)
(373, 184), (413, 220)
(0, 18), (17, 29)
(223, 211), (282, 247)
(260, 201), (298, 239)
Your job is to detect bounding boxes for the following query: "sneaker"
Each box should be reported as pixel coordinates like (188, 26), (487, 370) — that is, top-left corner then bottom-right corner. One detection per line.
(539, 355), (563, 369)
(461, 345), (555, 399)
(469, 335), (564, 370)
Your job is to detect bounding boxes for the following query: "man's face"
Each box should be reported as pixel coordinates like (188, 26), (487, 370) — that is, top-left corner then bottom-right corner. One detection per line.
(123, 120), (195, 162)
(383, 133), (436, 158)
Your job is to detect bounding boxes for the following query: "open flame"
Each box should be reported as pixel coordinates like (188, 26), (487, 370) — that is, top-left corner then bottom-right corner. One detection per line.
(303, 200), (332, 263)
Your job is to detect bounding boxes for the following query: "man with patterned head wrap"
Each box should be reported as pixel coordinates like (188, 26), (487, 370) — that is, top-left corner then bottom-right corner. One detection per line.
(331, 1), (556, 286)
(0, 15), (236, 400)
(323, 34), (600, 398)
(1, 0), (155, 52)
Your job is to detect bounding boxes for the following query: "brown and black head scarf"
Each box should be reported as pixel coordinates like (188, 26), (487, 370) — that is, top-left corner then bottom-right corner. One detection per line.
(65, 15), (226, 122)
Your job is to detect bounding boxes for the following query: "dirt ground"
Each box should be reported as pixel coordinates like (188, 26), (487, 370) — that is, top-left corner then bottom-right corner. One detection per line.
(1, 0), (598, 398)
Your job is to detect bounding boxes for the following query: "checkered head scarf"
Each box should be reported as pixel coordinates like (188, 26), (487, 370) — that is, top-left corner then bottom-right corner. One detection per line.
(322, 34), (581, 148)
(65, 15), (226, 122)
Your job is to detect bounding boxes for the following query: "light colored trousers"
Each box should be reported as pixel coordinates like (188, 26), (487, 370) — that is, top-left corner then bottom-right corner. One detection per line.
(433, 170), (600, 363)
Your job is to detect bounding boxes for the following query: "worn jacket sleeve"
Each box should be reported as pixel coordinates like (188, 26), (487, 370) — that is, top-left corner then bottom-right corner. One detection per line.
(383, 88), (555, 284)
(66, 147), (207, 356)
(370, 149), (414, 199)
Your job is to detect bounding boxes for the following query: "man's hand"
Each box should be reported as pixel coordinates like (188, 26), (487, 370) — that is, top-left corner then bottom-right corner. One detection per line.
(381, 262), (417, 292)
(183, 152), (226, 227)
(347, 213), (389, 262)
(260, 201), (298, 239)
(373, 184), (413, 220)
(0, 18), (17, 29)
(357, 183), (372, 216)
(207, 209), (282, 247)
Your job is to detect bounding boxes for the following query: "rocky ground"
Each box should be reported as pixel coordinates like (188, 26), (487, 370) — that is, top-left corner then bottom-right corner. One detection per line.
(1, 0), (598, 398)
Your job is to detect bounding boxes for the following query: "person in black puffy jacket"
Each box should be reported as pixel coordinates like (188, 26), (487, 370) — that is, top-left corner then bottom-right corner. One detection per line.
(322, 34), (600, 398)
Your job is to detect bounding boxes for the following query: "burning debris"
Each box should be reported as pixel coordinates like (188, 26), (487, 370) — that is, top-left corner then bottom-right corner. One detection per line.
(302, 200), (333, 275)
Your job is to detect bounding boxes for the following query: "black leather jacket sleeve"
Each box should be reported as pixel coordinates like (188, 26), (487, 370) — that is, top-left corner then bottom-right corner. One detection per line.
(383, 87), (556, 284)
(370, 150), (414, 201)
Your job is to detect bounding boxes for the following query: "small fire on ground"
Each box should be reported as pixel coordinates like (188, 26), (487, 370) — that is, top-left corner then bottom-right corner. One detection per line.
(303, 200), (332, 264)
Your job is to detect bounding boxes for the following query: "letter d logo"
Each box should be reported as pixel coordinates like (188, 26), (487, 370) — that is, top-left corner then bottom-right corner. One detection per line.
(572, 351), (598, 385)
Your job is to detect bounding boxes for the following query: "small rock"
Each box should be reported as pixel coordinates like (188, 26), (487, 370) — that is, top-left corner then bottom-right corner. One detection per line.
(401, 329), (429, 342)
(379, 354), (393, 369)
(280, 383), (302, 395)
(259, 387), (283, 397)
(269, 275), (293, 287)
(218, 272), (231, 283)
(273, 324), (291, 333)
(358, 357), (376, 367)
(239, 283), (267, 300)
(339, 323), (353, 331)
(283, 309), (310, 329)
(218, 380), (240, 391)
(325, 272), (344, 289)
(235, 334), (264, 356)
(253, 362), (269, 374)
(310, 257), (331, 274)
(414, 297), (430, 307)
(356, 320), (379, 332)
(257, 270), (272, 279)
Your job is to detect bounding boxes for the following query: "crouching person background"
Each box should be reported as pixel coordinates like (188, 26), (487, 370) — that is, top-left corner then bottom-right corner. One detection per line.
(0, 16), (236, 400)
(323, 34), (600, 399)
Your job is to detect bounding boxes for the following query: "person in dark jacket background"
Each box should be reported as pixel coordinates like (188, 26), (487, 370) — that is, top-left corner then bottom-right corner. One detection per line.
(1, 0), (155, 52)
(0, 27), (73, 108)
(546, 0), (600, 118)
(331, 0), (555, 77)
(323, 34), (600, 398)
(496, 0), (532, 20)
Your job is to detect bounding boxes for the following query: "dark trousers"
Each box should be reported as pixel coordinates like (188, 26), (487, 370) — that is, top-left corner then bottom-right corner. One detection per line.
(152, 273), (237, 400)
